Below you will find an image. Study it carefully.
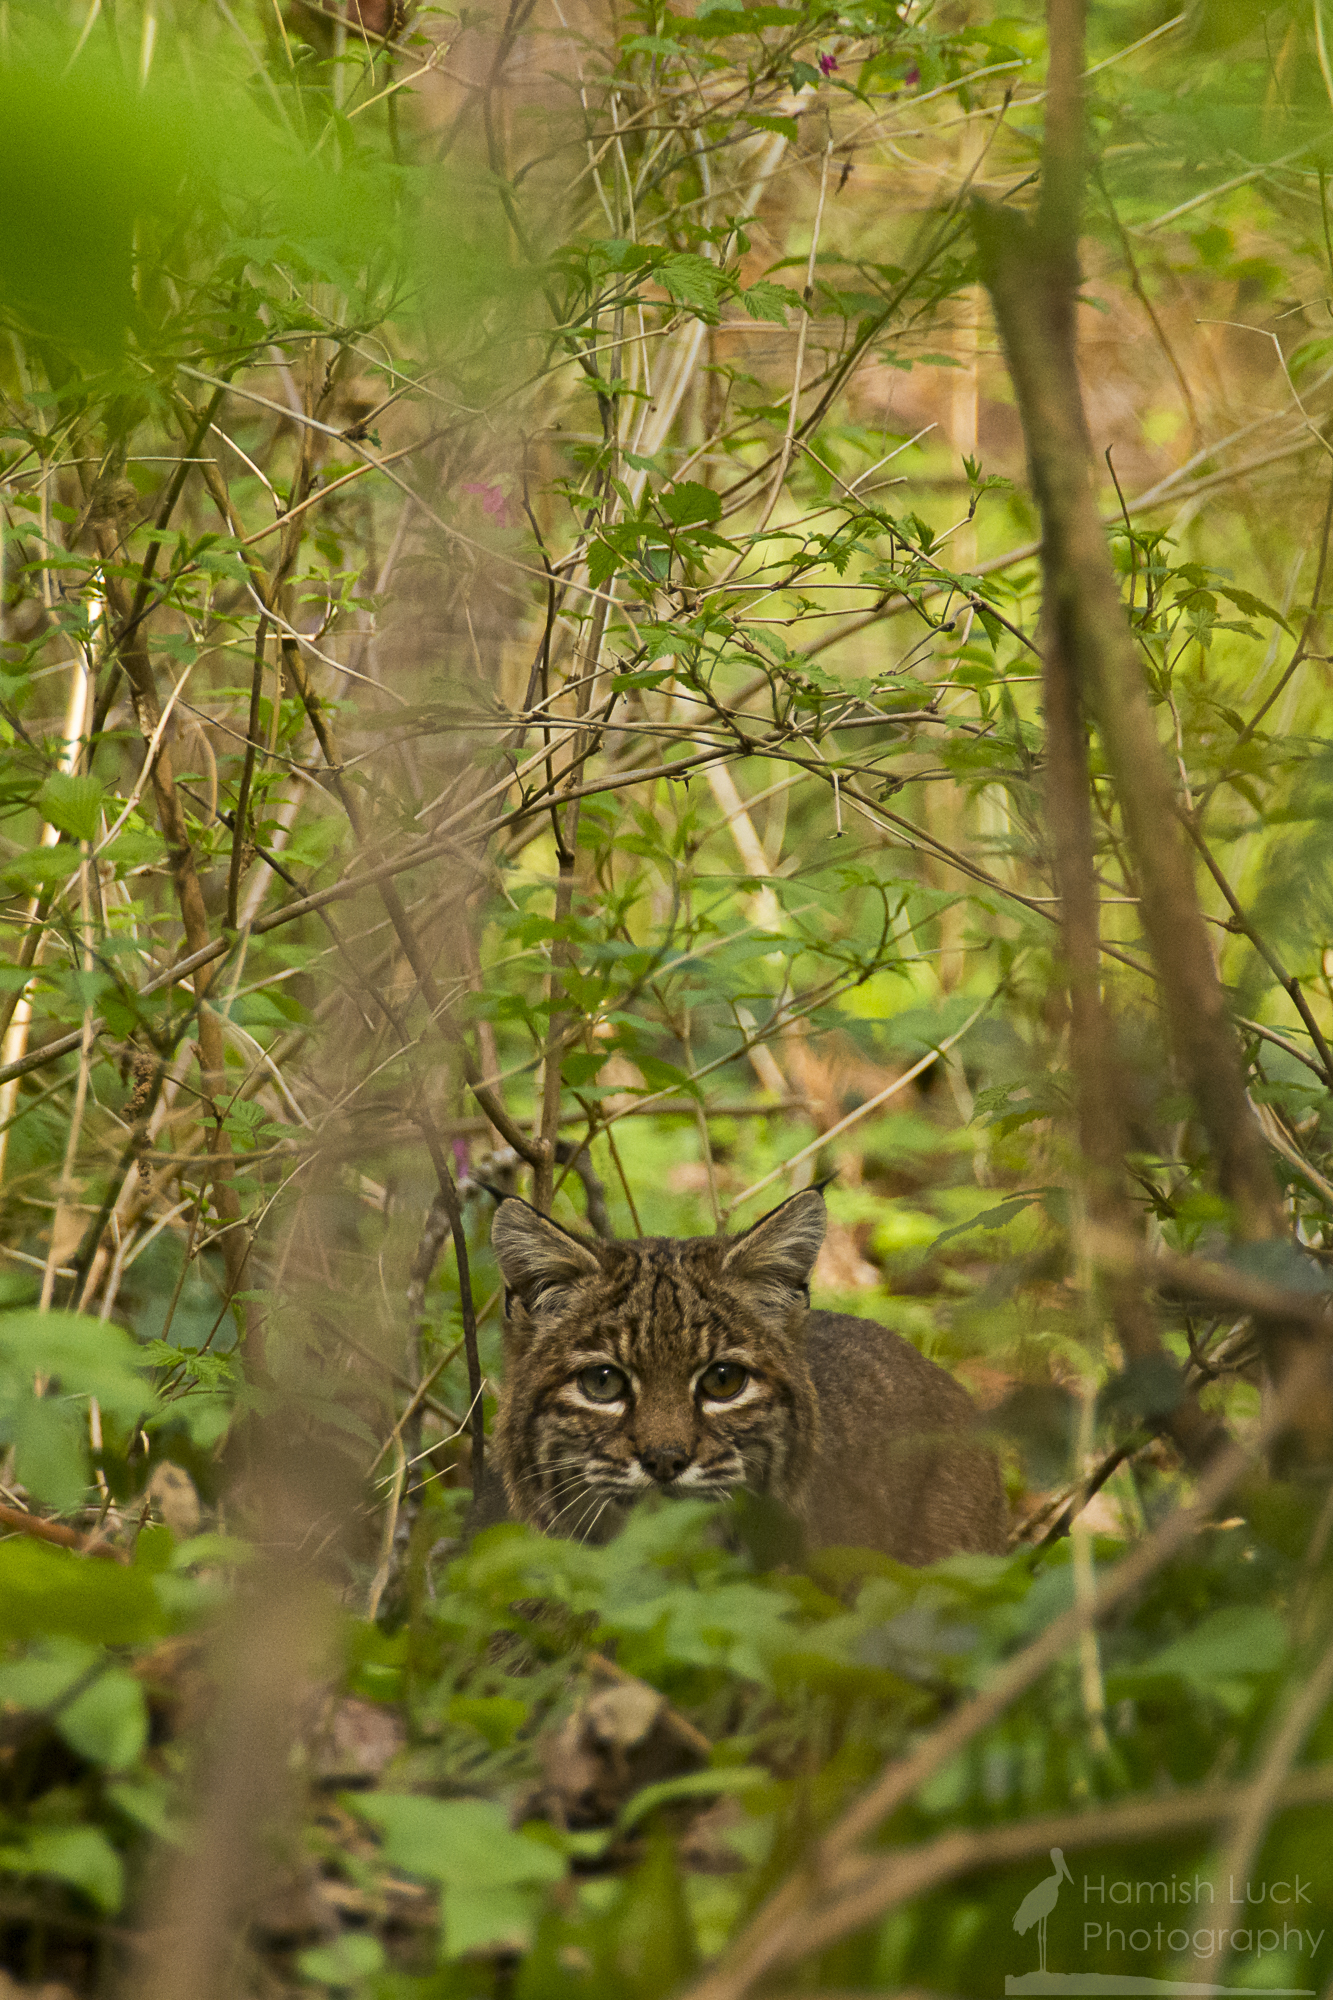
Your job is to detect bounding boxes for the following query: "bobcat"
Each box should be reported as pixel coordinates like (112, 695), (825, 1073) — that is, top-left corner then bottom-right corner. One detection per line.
(488, 1188), (1006, 1565)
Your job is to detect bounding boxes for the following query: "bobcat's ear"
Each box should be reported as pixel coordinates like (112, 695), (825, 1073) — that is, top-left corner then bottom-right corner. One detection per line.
(722, 1188), (825, 1308)
(492, 1198), (602, 1321)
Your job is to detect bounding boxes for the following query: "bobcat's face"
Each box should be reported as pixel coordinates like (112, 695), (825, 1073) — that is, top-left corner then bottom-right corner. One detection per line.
(491, 1193), (825, 1538)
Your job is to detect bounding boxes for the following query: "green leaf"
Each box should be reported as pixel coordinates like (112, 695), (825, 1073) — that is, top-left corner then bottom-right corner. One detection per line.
(1, 843), (83, 892)
(1119, 1606), (1288, 1689)
(1289, 334), (1333, 380)
(353, 1794), (565, 1891)
(283, 814), (345, 870)
(443, 1882), (540, 1958)
(0, 1311), (157, 1510)
(0, 1393), (87, 1512)
(657, 253), (731, 317)
(105, 1776), (182, 1844)
(0, 42), (412, 359)
(745, 113), (799, 140)
(0, 1311), (157, 1425)
(589, 537), (624, 588)
(661, 481), (722, 527)
(741, 279), (801, 323)
(1211, 584), (1292, 633)
(351, 1794), (565, 1959)
(298, 1932), (387, 1985)
(931, 1194), (1040, 1248)
(618, 1765), (768, 1831)
(448, 1695), (530, 1748)
(0, 1540), (165, 1647)
(0, 1641), (149, 1772)
(59, 1669), (149, 1772)
(0, 1826), (124, 1914)
(37, 773), (105, 843)
(636, 1054), (702, 1099)
(0, 1638), (96, 1709)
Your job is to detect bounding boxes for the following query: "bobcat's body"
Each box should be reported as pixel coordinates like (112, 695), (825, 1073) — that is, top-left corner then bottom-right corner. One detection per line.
(489, 1190), (1005, 1566)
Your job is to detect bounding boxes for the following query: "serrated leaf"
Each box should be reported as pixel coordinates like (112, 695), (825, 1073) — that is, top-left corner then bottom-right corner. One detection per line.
(661, 481), (721, 527)
(745, 112), (799, 141)
(589, 537), (623, 588)
(931, 1194), (1040, 1248)
(657, 252), (732, 317)
(37, 773), (104, 843)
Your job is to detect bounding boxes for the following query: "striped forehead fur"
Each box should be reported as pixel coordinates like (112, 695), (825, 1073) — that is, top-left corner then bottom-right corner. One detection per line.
(491, 1194), (825, 1536)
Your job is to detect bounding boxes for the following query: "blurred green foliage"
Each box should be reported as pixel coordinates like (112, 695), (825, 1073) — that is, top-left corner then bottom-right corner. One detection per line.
(1, 0), (1332, 1995)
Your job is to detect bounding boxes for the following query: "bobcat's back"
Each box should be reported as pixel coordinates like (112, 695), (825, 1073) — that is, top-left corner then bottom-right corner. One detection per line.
(803, 1311), (1006, 1564)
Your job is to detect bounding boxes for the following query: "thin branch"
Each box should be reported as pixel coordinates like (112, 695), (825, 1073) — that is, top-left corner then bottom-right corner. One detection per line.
(1184, 812), (1333, 1089)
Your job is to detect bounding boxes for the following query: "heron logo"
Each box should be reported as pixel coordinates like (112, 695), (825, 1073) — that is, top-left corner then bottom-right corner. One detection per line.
(1003, 1852), (1319, 1997)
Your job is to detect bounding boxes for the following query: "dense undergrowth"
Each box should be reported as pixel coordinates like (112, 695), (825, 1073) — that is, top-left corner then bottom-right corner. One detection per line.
(2, 0), (1333, 1994)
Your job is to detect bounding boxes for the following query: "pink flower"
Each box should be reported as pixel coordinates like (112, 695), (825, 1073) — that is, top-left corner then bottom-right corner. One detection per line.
(818, 52), (838, 74)
(462, 481), (510, 526)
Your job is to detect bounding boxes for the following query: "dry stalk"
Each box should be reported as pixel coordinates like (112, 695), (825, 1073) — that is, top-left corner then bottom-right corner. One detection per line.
(974, 0), (1330, 1458)
(975, 153), (1279, 1245)
(88, 477), (255, 1346)
(1184, 1620), (1333, 1984)
(711, 1761), (1333, 1983)
(988, 0), (1225, 1470)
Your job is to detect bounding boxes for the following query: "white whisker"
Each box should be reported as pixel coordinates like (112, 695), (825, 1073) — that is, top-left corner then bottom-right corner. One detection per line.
(547, 1483), (599, 1532)
(579, 1499), (612, 1545)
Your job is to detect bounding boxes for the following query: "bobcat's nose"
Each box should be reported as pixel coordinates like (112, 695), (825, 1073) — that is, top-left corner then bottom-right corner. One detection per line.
(640, 1442), (690, 1484)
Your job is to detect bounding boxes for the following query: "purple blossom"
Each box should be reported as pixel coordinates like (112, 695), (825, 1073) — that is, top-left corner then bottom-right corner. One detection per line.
(818, 51), (838, 74)
(904, 63), (920, 85)
(462, 481), (510, 526)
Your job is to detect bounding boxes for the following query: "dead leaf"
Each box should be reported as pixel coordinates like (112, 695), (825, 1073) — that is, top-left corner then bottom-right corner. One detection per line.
(529, 1669), (706, 1829)
(309, 1695), (406, 1784)
(679, 1795), (748, 1874)
(145, 1462), (201, 1540)
(583, 1681), (664, 1748)
(812, 1220), (879, 1292)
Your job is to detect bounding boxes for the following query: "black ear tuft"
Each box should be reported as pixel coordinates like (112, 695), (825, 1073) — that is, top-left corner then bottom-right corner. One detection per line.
(722, 1187), (825, 1307)
(491, 1198), (602, 1318)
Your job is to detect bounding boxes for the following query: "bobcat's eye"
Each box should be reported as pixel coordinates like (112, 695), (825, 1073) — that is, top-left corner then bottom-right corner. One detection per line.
(699, 1361), (748, 1402)
(578, 1364), (628, 1403)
